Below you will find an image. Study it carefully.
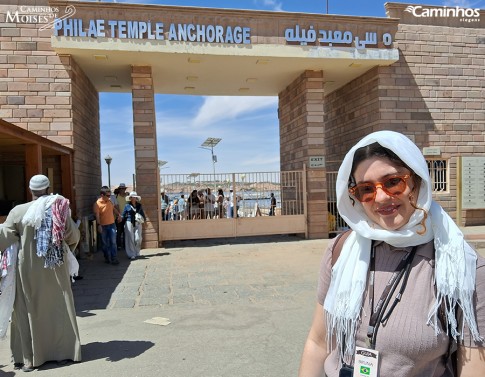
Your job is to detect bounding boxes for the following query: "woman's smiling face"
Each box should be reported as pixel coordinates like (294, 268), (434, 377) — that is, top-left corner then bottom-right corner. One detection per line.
(353, 156), (416, 231)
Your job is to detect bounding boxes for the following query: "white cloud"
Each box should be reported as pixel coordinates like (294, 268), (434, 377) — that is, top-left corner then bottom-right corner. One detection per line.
(442, 0), (480, 7)
(100, 105), (133, 134)
(239, 154), (280, 168)
(155, 95), (279, 174)
(192, 96), (278, 127)
(261, 0), (284, 11)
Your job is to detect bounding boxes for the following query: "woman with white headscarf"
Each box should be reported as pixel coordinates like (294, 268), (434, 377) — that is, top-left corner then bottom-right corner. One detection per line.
(299, 131), (484, 377)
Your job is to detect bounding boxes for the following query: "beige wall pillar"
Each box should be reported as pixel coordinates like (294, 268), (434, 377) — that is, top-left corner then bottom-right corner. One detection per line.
(279, 70), (328, 238)
(131, 66), (161, 248)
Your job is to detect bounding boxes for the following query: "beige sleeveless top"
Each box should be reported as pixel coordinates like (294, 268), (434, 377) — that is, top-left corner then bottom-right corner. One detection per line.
(317, 239), (485, 377)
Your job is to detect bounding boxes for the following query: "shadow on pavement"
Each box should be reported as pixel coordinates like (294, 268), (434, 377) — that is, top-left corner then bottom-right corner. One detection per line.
(72, 250), (131, 313)
(35, 340), (155, 371)
(136, 252), (170, 259)
(162, 234), (305, 249)
(81, 340), (155, 362)
(0, 366), (15, 376)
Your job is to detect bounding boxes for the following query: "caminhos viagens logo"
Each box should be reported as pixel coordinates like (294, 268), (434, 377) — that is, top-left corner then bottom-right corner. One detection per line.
(404, 5), (480, 22)
(5, 5), (76, 30)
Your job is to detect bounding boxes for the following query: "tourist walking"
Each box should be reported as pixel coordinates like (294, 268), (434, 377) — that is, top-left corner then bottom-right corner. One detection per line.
(160, 188), (169, 221)
(122, 191), (146, 260)
(114, 183), (127, 250)
(269, 193), (276, 216)
(0, 174), (82, 372)
(93, 186), (121, 265)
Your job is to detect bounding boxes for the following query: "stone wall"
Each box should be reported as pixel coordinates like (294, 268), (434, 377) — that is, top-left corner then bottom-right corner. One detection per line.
(383, 4), (485, 225)
(324, 67), (381, 163)
(326, 4), (485, 226)
(279, 70), (328, 238)
(131, 66), (160, 248)
(0, 4), (101, 217)
(68, 55), (101, 217)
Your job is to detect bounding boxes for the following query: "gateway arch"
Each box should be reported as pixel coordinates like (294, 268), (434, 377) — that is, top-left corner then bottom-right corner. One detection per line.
(5, 2), (482, 247)
(48, 1), (398, 246)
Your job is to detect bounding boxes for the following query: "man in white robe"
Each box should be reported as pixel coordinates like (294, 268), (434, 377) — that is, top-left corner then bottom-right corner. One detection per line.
(0, 175), (81, 371)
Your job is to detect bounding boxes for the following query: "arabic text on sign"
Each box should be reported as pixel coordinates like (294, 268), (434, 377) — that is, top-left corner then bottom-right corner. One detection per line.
(284, 25), (393, 49)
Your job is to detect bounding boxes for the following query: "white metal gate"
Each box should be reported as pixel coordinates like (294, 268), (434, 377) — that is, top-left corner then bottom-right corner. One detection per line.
(158, 171), (307, 241)
(326, 169), (348, 234)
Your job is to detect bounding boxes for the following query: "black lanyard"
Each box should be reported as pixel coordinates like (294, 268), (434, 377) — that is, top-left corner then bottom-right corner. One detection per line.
(366, 244), (418, 349)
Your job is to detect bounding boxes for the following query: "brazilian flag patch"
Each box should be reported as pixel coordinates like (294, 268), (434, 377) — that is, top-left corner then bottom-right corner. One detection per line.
(360, 366), (371, 375)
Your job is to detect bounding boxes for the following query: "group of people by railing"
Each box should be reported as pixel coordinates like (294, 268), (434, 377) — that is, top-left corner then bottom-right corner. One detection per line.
(160, 187), (277, 220)
(161, 187), (242, 220)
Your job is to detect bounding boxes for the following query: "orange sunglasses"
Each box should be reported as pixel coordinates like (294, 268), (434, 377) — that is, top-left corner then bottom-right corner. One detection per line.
(348, 174), (411, 203)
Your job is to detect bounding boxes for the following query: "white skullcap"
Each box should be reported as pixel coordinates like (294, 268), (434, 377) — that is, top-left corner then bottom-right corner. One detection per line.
(29, 174), (50, 190)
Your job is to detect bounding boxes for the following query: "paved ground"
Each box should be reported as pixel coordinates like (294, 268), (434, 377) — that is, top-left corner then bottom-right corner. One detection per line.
(1, 227), (483, 376)
(0, 235), (329, 377)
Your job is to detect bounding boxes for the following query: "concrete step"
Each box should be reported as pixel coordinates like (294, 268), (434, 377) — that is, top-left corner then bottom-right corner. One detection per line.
(464, 234), (485, 257)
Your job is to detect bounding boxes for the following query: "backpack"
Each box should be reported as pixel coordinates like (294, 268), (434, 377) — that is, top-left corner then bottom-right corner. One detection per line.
(330, 229), (351, 266)
(330, 230), (458, 376)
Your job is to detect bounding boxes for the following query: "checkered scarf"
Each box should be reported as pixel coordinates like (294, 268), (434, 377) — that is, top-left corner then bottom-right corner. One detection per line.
(22, 194), (71, 268)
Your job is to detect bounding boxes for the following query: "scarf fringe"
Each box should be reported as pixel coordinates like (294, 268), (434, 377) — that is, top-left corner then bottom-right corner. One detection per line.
(324, 284), (364, 361)
(324, 203), (483, 362)
(427, 291), (484, 344)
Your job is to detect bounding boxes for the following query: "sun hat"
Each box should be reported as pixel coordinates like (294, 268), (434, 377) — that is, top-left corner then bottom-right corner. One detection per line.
(128, 191), (141, 200)
(161, 188), (165, 193)
(118, 183), (127, 189)
(29, 174), (50, 190)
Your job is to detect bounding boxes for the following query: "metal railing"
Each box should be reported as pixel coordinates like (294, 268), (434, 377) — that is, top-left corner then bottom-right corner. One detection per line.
(326, 170), (348, 233)
(159, 171), (304, 221)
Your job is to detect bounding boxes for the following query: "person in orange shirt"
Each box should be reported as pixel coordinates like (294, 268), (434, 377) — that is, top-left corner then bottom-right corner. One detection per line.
(93, 186), (122, 265)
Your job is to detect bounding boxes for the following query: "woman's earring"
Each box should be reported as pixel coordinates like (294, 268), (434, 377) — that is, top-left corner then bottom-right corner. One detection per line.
(409, 193), (415, 205)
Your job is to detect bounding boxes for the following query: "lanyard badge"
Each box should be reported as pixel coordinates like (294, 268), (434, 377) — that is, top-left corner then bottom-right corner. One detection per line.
(353, 347), (379, 377)
(342, 245), (417, 377)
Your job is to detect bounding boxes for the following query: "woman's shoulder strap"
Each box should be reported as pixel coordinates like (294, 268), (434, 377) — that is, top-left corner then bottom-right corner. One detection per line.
(331, 229), (352, 267)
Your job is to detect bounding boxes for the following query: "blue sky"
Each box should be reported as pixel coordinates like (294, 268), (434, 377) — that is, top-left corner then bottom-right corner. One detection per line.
(99, 0), (480, 186)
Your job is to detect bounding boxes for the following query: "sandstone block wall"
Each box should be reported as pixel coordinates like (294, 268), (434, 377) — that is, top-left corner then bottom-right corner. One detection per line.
(279, 70), (328, 238)
(0, 4), (101, 217)
(325, 5), (485, 226)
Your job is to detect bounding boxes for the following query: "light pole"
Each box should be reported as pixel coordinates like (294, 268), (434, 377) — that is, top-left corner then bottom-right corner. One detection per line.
(158, 160), (168, 169)
(200, 138), (221, 176)
(104, 154), (112, 189)
(200, 137), (221, 190)
(158, 160), (168, 192)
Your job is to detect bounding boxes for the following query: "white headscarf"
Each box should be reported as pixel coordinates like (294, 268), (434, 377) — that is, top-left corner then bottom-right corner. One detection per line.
(324, 130), (483, 358)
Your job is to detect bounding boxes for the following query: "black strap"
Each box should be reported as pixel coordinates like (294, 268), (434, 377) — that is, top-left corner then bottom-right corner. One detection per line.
(440, 301), (460, 376)
(367, 245), (418, 349)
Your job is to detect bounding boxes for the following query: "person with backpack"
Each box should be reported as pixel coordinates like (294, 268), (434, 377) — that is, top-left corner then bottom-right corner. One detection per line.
(299, 131), (484, 377)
